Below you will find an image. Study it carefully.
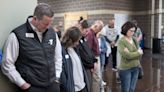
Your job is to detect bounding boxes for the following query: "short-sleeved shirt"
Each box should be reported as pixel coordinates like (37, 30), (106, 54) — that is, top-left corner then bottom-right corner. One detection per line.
(101, 25), (119, 46)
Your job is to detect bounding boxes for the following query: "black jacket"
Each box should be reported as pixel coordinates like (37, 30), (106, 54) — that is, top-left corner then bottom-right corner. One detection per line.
(75, 37), (97, 69)
(60, 46), (90, 92)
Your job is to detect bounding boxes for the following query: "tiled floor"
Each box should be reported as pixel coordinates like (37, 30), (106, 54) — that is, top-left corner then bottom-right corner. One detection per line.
(104, 49), (164, 92)
(0, 49), (164, 92)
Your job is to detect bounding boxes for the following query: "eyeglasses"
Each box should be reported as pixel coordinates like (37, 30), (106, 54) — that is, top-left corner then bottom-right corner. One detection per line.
(129, 29), (135, 32)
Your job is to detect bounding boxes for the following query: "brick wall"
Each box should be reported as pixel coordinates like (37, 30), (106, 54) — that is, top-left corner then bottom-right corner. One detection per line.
(38, 0), (163, 50)
(38, 0), (135, 13)
(88, 14), (114, 26)
(52, 17), (64, 26)
(133, 0), (150, 11)
(132, 15), (151, 49)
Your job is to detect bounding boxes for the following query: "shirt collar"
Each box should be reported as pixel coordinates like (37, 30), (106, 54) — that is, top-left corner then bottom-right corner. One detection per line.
(28, 18), (36, 30)
(28, 17), (43, 35)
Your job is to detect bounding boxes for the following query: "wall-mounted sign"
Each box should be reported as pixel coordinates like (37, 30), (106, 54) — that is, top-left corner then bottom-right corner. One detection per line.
(64, 12), (88, 30)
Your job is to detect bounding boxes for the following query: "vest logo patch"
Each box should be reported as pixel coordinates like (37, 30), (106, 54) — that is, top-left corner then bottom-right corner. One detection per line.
(65, 54), (69, 59)
(48, 39), (53, 45)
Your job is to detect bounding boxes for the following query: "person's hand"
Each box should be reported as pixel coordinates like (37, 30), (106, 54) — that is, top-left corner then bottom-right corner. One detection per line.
(91, 62), (98, 73)
(111, 41), (116, 47)
(20, 82), (31, 90)
(124, 47), (129, 52)
(138, 48), (143, 55)
(54, 77), (60, 83)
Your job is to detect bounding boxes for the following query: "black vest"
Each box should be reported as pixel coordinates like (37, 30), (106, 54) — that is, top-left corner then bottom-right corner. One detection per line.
(13, 18), (56, 87)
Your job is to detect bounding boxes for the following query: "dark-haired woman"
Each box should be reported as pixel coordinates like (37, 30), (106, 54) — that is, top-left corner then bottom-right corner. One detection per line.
(118, 21), (143, 92)
(60, 26), (89, 92)
(76, 19), (98, 92)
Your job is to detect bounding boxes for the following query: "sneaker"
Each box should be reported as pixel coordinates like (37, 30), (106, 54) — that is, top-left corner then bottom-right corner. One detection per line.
(112, 68), (117, 72)
(102, 81), (107, 86)
(101, 89), (105, 92)
(116, 78), (121, 84)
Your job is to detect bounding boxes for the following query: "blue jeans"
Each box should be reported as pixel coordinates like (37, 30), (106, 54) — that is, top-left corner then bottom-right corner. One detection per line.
(100, 53), (106, 66)
(119, 67), (139, 92)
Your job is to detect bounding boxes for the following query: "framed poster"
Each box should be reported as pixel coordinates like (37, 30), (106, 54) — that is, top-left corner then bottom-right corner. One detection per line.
(64, 12), (88, 30)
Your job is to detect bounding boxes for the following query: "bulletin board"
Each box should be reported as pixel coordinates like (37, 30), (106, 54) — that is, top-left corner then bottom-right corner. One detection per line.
(64, 12), (88, 30)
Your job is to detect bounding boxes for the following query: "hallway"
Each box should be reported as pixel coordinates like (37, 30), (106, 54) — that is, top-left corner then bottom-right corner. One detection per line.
(0, 50), (164, 92)
(104, 49), (164, 92)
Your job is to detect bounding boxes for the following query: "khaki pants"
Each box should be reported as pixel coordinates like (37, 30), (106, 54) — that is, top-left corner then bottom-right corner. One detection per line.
(91, 56), (101, 92)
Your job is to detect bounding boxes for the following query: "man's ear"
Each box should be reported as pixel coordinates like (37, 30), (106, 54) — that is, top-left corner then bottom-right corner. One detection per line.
(33, 16), (37, 21)
(94, 24), (98, 29)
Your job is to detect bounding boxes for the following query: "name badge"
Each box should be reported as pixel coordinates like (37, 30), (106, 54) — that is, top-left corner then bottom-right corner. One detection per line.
(84, 38), (87, 41)
(80, 39), (83, 43)
(26, 33), (34, 38)
(65, 55), (69, 59)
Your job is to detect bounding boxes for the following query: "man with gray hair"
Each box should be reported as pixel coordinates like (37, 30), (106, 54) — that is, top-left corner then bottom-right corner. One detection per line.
(85, 20), (104, 92)
(1, 3), (62, 92)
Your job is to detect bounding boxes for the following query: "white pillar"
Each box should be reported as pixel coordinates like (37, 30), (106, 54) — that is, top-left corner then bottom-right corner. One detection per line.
(151, 0), (155, 48)
(158, 0), (163, 38)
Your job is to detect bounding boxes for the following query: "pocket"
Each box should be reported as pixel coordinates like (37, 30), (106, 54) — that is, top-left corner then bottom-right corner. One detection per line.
(53, 82), (60, 92)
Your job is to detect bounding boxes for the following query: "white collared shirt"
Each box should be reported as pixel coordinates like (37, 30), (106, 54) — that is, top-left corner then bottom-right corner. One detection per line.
(67, 47), (85, 91)
(28, 18), (43, 42)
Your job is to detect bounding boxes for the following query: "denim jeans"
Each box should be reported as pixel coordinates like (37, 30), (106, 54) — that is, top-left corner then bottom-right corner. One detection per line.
(100, 53), (106, 66)
(119, 67), (139, 92)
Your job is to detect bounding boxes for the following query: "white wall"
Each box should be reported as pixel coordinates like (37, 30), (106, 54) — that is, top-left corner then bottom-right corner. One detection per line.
(114, 14), (130, 68)
(115, 14), (130, 34)
(0, 0), (37, 48)
(0, 1), (37, 91)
